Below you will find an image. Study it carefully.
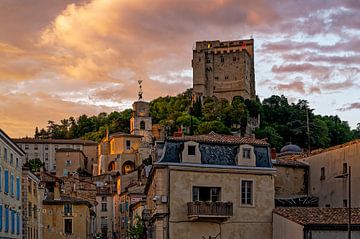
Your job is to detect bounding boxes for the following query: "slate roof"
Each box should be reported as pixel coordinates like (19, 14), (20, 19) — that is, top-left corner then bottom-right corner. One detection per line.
(160, 133), (271, 167)
(12, 138), (97, 145)
(167, 132), (268, 146)
(274, 207), (360, 225)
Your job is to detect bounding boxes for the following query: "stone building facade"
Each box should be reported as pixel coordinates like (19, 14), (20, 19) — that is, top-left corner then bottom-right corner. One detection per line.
(42, 182), (95, 239)
(192, 39), (255, 103)
(145, 133), (275, 239)
(299, 139), (360, 208)
(0, 129), (24, 239)
(22, 168), (43, 239)
(97, 132), (143, 175)
(13, 138), (97, 173)
(55, 148), (88, 177)
(130, 101), (153, 143)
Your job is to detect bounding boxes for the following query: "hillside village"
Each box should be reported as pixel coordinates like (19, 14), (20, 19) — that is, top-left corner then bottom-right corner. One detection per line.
(1, 39), (359, 239)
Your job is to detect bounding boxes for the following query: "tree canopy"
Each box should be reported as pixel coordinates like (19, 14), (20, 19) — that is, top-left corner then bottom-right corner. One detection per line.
(34, 89), (360, 151)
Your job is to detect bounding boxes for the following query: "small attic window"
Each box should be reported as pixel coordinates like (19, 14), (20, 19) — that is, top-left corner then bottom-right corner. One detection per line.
(188, 145), (196, 156)
(243, 148), (251, 159)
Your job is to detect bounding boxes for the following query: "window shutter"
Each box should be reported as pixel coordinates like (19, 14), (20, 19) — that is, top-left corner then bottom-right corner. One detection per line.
(0, 205), (3, 231)
(11, 210), (15, 234)
(4, 170), (8, 194)
(0, 168), (2, 192)
(16, 177), (20, 200)
(10, 174), (14, 196)
(16, 212), (20, 235)
(5, 207), (9, 232)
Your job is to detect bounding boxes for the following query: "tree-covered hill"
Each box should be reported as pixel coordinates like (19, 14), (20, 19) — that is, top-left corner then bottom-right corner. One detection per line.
(34, 89), (360, 151)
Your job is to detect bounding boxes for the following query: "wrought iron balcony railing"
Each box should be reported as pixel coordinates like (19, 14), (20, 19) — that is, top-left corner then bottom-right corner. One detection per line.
(187, 201), (233, 221)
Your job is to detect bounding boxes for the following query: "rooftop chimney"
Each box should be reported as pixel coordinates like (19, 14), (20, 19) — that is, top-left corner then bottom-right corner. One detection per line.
(271, 148), (277, 160)
(54, 181), (61, 200)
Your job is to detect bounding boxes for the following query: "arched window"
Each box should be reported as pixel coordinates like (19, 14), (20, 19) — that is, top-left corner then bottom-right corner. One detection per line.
(108, 161), (115, 172)
(122, 161), (135, 175)
(140, 121), (145, 130)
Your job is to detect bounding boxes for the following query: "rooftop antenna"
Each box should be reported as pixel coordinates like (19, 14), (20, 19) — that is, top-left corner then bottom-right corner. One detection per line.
(138, 80), (143, 100)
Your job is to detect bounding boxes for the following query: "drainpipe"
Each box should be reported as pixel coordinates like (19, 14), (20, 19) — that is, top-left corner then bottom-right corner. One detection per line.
(167, 167), (170, 239)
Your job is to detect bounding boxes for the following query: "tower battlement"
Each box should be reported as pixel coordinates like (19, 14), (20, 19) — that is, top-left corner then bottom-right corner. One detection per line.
(192, 39), (255, 102)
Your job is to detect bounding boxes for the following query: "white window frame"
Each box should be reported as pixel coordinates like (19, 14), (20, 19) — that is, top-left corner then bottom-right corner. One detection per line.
(242, 148), (251, 159)
(240, 179), (255, 207)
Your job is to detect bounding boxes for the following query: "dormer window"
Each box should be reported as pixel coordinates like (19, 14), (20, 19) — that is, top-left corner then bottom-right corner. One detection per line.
(243, 148), (251, 159)
(126, 140), (131, 150)
(188, 146), (196, 155)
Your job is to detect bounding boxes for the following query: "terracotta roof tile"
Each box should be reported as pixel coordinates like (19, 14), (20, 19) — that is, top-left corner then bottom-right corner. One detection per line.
(273, 158), (309, 168)
(167, 132), (268, 146)
(274, 207), (360, 225)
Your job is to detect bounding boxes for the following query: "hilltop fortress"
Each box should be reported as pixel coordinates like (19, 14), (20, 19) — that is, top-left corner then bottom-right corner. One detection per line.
(192, 39), (255, 102)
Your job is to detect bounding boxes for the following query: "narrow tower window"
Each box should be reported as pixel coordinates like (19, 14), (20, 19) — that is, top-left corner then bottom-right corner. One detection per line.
(140, 121), (145, 130)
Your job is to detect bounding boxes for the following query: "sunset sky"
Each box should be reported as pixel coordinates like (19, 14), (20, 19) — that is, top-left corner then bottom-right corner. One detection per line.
(0, 0), (359, 138)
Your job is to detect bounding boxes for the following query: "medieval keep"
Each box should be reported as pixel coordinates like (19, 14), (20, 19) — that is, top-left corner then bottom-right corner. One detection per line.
(192, 39), (255, 102)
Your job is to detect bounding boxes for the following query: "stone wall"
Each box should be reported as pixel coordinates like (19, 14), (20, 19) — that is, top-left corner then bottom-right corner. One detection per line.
(193, 39), (255, 102)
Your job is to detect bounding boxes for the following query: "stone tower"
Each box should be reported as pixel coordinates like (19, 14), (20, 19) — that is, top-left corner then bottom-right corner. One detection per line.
(192, 39), (255, 102)
(130, 81), (153, 143)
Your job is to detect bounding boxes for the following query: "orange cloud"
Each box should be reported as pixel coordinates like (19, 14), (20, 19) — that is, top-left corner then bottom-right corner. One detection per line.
(0, 0), (359, 136)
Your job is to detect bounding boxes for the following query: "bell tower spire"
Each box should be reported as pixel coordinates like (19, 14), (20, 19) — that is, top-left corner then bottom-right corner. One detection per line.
(138, 80), (143, 100)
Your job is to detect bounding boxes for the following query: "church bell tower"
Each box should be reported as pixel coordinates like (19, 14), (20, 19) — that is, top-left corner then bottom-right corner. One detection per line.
(130, 80), (153, 143)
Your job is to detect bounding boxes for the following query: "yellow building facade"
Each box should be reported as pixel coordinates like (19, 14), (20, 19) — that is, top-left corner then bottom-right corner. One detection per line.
(42, 187), (93, 239)
(98, 132), (142, 175)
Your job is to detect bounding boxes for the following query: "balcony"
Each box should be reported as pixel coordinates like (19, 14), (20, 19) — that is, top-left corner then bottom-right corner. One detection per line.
(187, 201), (233, 221)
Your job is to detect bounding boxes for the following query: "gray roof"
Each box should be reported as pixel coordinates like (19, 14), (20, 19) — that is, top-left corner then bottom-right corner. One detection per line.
(159, 136), (271, 168)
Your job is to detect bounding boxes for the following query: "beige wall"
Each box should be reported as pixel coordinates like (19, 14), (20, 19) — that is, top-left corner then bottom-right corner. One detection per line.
(42, 203), (90, 239)
(110, 136), (141, 155)
(22, 170), (43, 239)
(0, 131), (23, 239)
(301, 141), (360, 207)
(169, 168), (274, 239)
(273, 214), (303, 239)
(95, 195), (116, 238)
(147, 165), (275, 239)
(56, 151), (85, 177)
(274, 165), (308, 198)
(83, 145), (98, 173)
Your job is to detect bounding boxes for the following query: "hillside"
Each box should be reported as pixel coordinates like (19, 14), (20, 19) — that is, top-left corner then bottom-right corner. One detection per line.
(34, 89), (360, 150)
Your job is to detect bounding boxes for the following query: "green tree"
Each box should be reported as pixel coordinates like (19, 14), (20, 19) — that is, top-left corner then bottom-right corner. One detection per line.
(126, 215), (146, 239)
(255, 126), (283, 149)
(196, 121), (231, 135)
(23, 159), (44, 172)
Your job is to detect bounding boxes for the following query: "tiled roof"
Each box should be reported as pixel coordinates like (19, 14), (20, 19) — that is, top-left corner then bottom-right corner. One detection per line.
(274, 207), (360, 225)
(56, 148), (83, 152)
(109, 132), (142, 138)
(273, 158), (308, 168)
(308, 139), (360, 157)
(167, 132), (268, 146)
(12, 138), (97, 145)
(43, 195), (92, 207)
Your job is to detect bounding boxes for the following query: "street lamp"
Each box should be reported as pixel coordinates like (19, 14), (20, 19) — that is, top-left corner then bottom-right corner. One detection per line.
(335, 166), (351, 239)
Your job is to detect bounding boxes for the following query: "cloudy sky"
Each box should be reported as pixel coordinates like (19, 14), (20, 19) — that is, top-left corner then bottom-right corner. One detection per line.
(0, 0), (359, 137)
